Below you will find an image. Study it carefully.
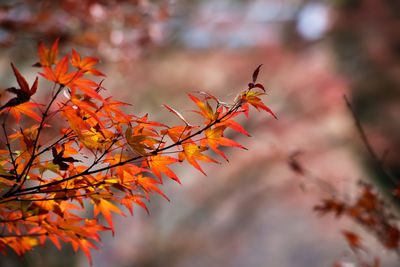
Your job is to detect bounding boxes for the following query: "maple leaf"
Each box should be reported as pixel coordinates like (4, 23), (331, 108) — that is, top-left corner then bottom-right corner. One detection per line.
(77, 239), (97, 265)
(61, 105), (114, 150)
(200, 126), (246, 161)
(71, 49), (105, 76)
(120, 194), (149, 215)
(3, 102), (42, 123)
(189, 93), (218, 122)
(1, 236), (39, 257)
(135, 174), (169, 200)
(0, 63), (38, 115)
(40, 51), (104, 101)
(105, 154), (145, 183)
(101, 97), (131, 124)
(70, 78), (104, 101)
(143, 153), (180, 183)
(216, 117), (250, 136)
(125, 126), (159, 156)
(14, 126), (37, 155)
(51, 145), (80, 171)
(247, 64), (266, 92)
(70, 97), (104, 127)
(61, 105), (89, 135)
(134, 114), (167, 133)
(93, 198), (125, 234)
(161, 125), (194, 143)
(179, 142), (218, 175)
(65, 218), (105, 267)
(35, 39), (59, 67)
(30, 199), (63, 218)
(79, 128), (116, 151)
(40, 54), (84, 87)
(240, 91), (277, 119)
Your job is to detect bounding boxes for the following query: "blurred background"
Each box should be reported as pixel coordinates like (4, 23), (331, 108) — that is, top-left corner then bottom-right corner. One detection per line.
(0, 0), (399, 266)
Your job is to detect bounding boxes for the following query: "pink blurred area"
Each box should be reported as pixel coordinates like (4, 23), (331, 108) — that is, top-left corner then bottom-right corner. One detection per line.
(0, 0), (399, 266)
(91, 45), (365, 267)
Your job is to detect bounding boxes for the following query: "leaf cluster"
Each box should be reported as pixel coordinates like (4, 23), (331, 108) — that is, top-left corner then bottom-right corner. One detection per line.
(0, 40), (276, 263)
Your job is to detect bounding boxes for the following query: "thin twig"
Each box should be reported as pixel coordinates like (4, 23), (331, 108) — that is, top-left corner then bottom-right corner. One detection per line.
(2, 121), (18, 179)
(2, 85), (65, 198)
(344, 95), (398, 186)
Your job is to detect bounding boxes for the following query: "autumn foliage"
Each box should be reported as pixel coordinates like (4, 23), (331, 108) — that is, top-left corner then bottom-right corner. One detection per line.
(0, 40), (276, 263)
(313, 181), (400, 267)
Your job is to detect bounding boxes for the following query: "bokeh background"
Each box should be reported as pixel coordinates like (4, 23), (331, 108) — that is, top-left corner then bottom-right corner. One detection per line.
(0, 0), (399, 266)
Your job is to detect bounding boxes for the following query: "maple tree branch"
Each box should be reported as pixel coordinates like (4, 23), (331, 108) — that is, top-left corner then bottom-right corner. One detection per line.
(86, 134), (120, 172)
(2, 85), (65, 198)
(35, 129), (74, 158)
(14, 194), (89, 202)
(9, 129), (73, 166)
(10, 181), (106, 197)
(21, 85), (66, 175)
(2, 121), (18, 179)
(0, 40), (277, 261)
(13, 104), (242, 195)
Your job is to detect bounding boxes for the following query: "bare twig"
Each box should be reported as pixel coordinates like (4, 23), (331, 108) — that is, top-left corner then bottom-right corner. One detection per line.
(344, 95), (398, 186)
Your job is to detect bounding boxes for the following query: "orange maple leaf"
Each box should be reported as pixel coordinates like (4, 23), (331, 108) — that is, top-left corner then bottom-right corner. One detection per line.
(179, 142), (218, 175)
(161, 125), (194, 143)
(144, 153), (180, 183)
(71, 49), (105, 76)
(120, 194), (149, 215)
(200, 126), (246, 161)
(77, 239), (97, 265)
(40, 54), (84, 87)
(101, 97), (132, 124)
(125, 126), (159, 156)
(36, 39), (59, 67)
(8, 102), (42, 123)
(135, 174), (169, 200)
(216, 117), (250, 136)
(240, 91), (277, 119)
(93, 198), (125, 234)
(189, 93), (218, 122)
(70, 78), (104, 101)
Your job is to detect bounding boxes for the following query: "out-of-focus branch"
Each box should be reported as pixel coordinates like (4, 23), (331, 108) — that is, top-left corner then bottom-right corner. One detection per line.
(344, 95), (398, 187)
